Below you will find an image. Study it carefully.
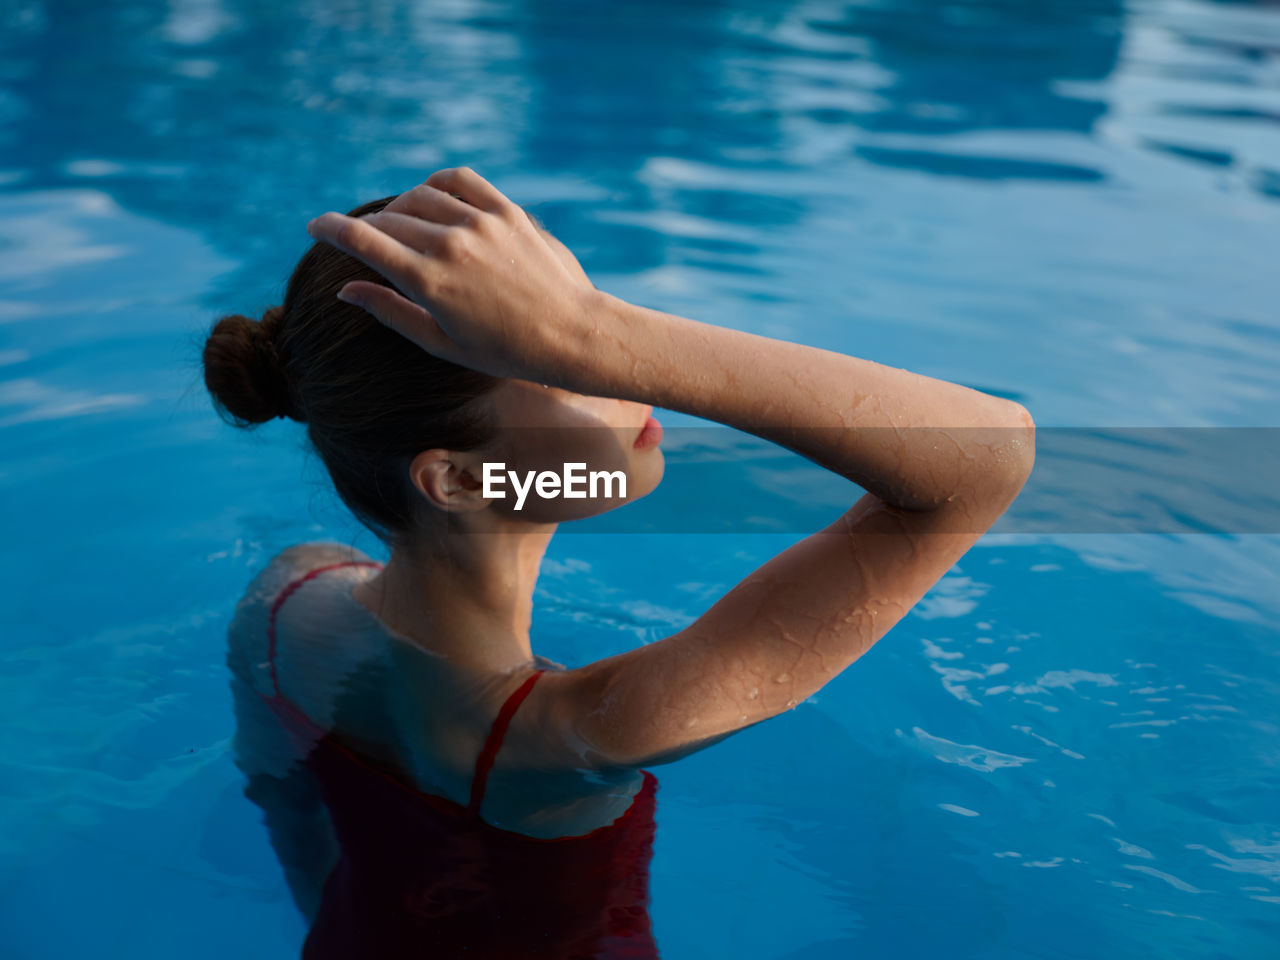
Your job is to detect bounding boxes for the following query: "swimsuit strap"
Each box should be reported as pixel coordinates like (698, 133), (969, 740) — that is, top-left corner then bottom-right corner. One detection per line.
(266, 560), (383, 699)
(467, 669), (547, 816)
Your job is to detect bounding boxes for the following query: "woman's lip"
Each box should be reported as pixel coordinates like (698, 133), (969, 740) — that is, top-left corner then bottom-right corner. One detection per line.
(634, 414), (663, 450)
(632, 405), (653, 439)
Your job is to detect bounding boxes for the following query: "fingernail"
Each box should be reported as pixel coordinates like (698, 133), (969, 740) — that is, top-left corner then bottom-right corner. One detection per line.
(306, 217), (318, 233)
(336, 289), (359, 306)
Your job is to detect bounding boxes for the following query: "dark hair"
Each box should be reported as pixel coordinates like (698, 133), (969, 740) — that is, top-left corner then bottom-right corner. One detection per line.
(202, 194), (503, 548)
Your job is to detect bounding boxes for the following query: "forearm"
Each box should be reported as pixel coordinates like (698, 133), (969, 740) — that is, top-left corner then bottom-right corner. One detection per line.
(568, 290), (1034, 510)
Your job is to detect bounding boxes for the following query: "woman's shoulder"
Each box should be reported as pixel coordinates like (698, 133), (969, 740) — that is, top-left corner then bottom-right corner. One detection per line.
(235, 540), (379, 618)
(270, 540), (380, 577)
(226, 542), (402, 798)
(226, 541), (386, 704)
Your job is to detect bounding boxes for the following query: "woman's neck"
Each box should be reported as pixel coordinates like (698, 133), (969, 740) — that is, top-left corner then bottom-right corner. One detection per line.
(353, 518), (557, 675)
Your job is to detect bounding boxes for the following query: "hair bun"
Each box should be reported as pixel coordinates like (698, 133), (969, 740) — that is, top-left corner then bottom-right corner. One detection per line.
(202, 307), (301, 425)
(260, 304), (286, 338)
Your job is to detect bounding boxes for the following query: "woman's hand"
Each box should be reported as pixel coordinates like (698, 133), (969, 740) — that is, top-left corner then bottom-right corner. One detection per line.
(305, 167), (598, 384)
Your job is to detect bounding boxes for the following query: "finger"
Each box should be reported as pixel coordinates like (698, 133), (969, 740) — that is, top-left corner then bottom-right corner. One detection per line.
(382, 184), (478, 226)
(307, 212), (433, 298)
(337, 281), (457, 361)
(424, 167), (512, 216)
(360, 210), (456, 254)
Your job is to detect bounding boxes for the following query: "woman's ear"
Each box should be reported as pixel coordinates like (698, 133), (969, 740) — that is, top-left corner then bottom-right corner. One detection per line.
(406, 448), (492, 513)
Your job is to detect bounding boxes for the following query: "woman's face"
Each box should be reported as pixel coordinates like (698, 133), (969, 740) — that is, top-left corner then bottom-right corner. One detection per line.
(477, 378), (665, 523)
(471, 222), (664, 524)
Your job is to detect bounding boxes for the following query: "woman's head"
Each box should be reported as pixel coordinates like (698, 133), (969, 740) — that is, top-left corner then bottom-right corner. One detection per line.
(202, 193), (662, 551)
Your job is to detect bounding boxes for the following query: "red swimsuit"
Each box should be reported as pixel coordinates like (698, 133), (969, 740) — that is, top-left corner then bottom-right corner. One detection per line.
(256, 561), (661, 959)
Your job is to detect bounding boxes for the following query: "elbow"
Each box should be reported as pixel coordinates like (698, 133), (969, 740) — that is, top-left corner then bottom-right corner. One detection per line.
(991, 402), (1036, 495)
(1011, 402), (1037, 473)
(905, 403), (1035, 517)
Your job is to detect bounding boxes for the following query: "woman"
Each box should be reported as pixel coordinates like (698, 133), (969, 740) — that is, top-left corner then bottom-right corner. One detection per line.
(205, 167), (1035, 959)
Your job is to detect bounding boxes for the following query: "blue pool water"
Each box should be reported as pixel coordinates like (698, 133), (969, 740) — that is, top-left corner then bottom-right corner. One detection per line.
(2, 0), (1278, 957)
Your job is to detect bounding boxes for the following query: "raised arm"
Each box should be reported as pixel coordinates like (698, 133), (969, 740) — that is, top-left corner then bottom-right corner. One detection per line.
(531, 292), (1034, 769)
(566, 289), (1033, 511)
